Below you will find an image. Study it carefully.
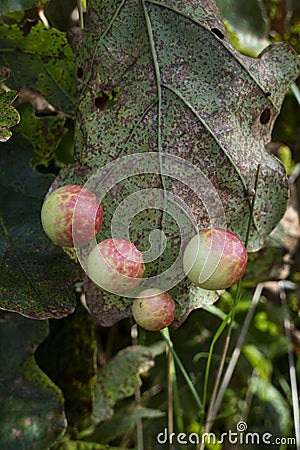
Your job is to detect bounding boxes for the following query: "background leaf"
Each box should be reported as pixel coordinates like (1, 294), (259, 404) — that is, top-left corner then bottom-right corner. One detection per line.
(0, 133), (79, 318)
(215, 0), (270, 56)
(0, 66), (20, 141)
(16, 102), (67, 168)
(0, 311), (66, 450)
(0, 21), (76, 115)
(243, 343), (273, 382)
(93, 342), (166, 421)
(243, 187), (300, 285)
(0, 0), (48, 14)
(35, 301), (97, 428)
(87, 406), (164, 444)
(249, 376), (292, 437)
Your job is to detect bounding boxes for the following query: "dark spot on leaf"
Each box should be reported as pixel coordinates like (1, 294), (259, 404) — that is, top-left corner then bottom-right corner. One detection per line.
(77, 67), (84, 79)
(94, 88), (120, 110)
(260, 108), (271, 125)
(211, 28), (224, 39)
(265, 92), (271, 97)
(94, 92), (109, 110)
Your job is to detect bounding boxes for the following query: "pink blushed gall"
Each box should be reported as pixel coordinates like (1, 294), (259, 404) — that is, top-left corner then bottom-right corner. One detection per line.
(86, 238), (145, 295)
(41, 184), (103, 247)
(132, 288), (176, 331)
(183, 228), (247, 290)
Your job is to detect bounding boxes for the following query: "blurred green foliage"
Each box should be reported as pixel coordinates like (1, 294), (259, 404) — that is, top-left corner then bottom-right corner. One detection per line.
(0, 1), (299, 449)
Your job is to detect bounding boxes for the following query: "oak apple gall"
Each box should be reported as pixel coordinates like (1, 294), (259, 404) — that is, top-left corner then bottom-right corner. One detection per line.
(183, 228), (247, 290)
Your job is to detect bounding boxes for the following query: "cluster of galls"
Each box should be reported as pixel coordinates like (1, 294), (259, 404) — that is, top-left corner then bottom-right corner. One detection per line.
(41, 185), (247, 331)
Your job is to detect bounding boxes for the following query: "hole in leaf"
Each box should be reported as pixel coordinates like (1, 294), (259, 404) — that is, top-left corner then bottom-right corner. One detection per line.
(94, 92), (109, 110)
(211, 28), (224, 39)
(77, 67), (84, 79)
(94, 88), (120, 111)
(260, 108), (271, 125)
(265, 92), (271, 97)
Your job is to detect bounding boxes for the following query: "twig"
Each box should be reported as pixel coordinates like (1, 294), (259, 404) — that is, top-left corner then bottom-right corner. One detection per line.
(167, 340), (174, 445)
(160, 328), (203, 413)
(199, 283), (263, 450)
(132, 325), (144, 450)
(279, 282), (300, 450)
(77, 0), (84, 29)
